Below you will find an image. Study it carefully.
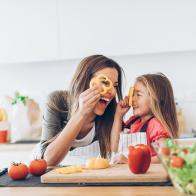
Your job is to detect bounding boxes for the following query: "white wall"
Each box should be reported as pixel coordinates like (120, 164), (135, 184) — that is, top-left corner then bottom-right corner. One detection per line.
(58, 0), (196, 59)
(0, 1), (196, 135)
(0, 51), (196, 133)
(1, 0), (196, 63)
(0, 0), (59, 63)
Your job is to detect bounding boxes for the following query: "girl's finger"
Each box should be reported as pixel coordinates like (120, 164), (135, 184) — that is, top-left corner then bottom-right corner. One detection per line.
(121, 99), (127, 108)
(125, 96), (129, 103)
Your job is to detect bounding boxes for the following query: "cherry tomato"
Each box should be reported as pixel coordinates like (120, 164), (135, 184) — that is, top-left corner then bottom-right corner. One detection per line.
(8, 163), (29, 180)
(29, 159), (47, 176)
(182, 148), (188, 154)
(171, 156), (185, 168)
(161, 147), (170, 156)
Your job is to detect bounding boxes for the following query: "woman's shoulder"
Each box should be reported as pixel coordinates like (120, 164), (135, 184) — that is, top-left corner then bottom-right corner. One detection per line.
(47, 90), (69, 112)
(48, 90), (69, 101)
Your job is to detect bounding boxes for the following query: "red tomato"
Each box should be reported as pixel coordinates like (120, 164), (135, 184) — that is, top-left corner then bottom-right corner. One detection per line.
(29, 159), (47, 176)
(171, 156), (185, 168)
(161, 147), (170, 156)
(182, 148), (188, 154)
(8, 163), (29, 180)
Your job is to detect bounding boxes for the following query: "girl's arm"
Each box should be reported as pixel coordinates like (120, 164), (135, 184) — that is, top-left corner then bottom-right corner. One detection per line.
(150, 138), (169, 163)
(111, 113), (124, 152)
(151, 156), (160, 163)
(44, 87), (100, 166)
(110, 96), (130, 153)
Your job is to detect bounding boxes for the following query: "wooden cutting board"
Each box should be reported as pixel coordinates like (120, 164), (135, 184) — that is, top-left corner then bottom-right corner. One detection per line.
(41, 164), (169, 184)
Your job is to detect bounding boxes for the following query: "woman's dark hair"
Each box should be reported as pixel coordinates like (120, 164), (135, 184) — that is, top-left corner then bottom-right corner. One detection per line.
(69, 55), (124, 157)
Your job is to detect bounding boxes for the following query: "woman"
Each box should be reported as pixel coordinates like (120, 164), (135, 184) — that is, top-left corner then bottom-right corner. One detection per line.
(39, 55), (124, 166)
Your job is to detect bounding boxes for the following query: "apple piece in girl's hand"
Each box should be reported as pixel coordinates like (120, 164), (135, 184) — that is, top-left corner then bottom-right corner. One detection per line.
(128, 144), (151, 174)
(128, 87), (134, 106)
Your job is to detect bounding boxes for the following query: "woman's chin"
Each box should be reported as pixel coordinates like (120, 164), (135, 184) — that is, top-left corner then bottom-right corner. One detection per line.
(94, 101), (109, 116)
(94, 108), (105, 116)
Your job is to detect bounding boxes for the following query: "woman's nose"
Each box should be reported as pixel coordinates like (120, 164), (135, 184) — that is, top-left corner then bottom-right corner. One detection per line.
(107, 86), (115, 96)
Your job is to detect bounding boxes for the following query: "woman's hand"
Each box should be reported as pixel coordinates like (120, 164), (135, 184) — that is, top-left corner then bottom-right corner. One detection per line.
(115, 96), (130, 118)
(77, 86), (101, 118)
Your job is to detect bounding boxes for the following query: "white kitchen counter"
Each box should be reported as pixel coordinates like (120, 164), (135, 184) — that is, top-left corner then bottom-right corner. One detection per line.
(175, 138), (196, 145)
(0, 143), (36, 151)
(0, 143), (37, 168)
(1, 138), (195, 168)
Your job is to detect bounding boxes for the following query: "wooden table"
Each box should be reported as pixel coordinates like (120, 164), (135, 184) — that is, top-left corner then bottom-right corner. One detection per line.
(0, 187), (181, 196)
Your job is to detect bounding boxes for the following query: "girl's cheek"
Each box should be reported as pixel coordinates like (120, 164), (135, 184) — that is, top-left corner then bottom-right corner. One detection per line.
(133, 95), (138, 103)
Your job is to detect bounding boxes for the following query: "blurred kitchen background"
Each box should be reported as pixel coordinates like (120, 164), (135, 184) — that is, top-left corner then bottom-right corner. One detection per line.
(0, 0), (196, 150)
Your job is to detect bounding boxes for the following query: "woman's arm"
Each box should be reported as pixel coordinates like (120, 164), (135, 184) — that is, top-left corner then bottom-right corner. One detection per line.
(44, 111), (87, 166)
(44, 87), (100, 166)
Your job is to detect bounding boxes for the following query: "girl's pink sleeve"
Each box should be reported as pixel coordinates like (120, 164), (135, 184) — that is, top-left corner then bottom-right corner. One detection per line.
(147, 118), (170, 143)
(147, 118), (170, 156)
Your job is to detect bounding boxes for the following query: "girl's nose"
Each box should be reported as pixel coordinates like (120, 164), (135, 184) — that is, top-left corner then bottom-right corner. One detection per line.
(132, 93), (136, 103)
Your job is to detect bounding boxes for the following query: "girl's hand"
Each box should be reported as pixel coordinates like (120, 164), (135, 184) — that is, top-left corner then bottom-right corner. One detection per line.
(111, 152), (128, 164)
(77, 86), (101, 118)
(116, 96), (130, 118)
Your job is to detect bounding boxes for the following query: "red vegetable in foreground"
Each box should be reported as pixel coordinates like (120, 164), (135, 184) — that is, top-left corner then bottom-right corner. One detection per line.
(128, 144), (151, 174)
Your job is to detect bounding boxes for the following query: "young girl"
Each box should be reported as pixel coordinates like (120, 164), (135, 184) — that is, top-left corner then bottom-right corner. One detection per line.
(111, 73), (179, 163)
(35, 55), (124, 166)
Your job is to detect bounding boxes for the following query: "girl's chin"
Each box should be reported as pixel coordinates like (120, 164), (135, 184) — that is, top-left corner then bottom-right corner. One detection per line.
(133, 110), (140, 116)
